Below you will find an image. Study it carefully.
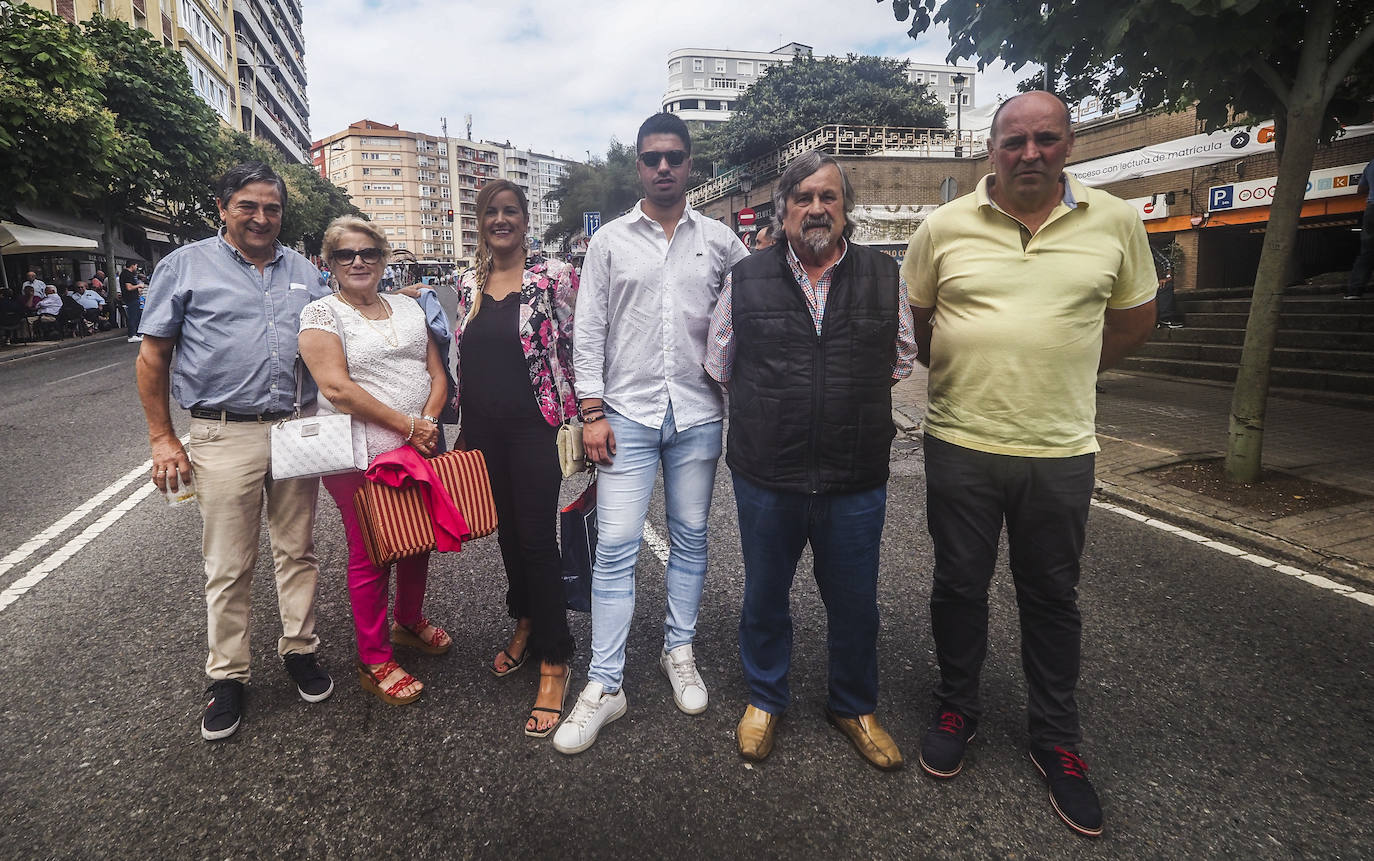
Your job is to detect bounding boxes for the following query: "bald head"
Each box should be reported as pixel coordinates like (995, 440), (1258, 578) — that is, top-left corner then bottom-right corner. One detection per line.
(990, 91), (1072, 139)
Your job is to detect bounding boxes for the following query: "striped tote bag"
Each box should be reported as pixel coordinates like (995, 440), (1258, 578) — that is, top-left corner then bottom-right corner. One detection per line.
(353, 449), (499, 567)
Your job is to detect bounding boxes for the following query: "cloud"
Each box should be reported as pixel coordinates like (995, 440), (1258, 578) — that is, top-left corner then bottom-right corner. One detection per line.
(303, 1), (1040, 160)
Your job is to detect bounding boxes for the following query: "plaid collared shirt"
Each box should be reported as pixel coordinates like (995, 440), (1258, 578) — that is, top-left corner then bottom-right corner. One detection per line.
(705, 240), (917, 384)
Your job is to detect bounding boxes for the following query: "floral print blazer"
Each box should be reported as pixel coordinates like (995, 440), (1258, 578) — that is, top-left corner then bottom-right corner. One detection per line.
(454, 259), (579, 427)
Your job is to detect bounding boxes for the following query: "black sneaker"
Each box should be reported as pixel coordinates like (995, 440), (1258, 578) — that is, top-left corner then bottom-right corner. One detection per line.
(1030, 746), (1104, 837)
(201, 679), (244, 741)
(919, 709), (977, 778)
(283, 652), (334, 703)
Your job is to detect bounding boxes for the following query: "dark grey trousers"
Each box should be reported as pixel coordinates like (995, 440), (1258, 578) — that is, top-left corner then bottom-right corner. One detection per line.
(923, 434), (1095, 748)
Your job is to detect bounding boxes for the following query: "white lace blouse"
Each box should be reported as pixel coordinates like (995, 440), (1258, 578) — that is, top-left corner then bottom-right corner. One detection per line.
(299, 293), (432, 461)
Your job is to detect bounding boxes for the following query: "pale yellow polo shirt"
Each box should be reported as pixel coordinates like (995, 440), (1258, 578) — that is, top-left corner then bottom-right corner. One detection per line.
(902, 173), (1156, 457)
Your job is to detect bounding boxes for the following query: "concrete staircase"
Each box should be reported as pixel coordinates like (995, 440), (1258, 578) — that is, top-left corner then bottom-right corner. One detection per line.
(1118, 280), (1374, 408)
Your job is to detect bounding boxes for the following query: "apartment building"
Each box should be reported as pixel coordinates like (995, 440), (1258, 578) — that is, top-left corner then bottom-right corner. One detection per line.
(233, 0), (311, 162)
(23, 1), (309, 163)
(528, 153), (573, 249)
(448, 138), (505, 261)
(313, 121), (458, 265)
(662, 42), (976, 129)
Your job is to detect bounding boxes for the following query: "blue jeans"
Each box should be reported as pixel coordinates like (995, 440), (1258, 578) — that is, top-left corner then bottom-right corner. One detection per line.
(587, 402), (722, 692)
(733, 472), (887, 717)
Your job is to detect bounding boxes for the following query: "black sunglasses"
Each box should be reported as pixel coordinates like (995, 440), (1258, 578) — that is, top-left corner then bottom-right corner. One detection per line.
(331, 247), (384, 266)
(638, 149), (688, 168)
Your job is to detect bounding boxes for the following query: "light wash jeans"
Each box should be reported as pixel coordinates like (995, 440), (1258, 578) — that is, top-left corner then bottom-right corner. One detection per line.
(587, 401), (722, 692)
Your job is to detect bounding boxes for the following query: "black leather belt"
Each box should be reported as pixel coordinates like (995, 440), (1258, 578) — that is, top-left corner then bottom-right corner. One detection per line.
(189, 408), (292, 423)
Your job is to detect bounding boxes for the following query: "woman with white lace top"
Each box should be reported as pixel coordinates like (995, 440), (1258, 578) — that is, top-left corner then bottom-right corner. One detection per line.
(298, 216), (450, 706)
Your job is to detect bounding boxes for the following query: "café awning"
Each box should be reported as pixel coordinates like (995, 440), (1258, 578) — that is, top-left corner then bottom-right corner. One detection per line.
(0, 221), (99, 255)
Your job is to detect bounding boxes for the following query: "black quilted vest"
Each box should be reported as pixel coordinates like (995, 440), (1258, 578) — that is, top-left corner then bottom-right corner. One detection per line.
(726, 241), (898, 494)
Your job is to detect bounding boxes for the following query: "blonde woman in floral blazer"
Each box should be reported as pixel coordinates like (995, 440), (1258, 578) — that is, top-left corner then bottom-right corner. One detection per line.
(454, 179), (579, 738)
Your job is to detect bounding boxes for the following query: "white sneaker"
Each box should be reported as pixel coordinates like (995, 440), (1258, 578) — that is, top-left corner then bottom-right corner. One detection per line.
(127, 335), (142, 342)
(552, 681), (627, 755)
(660, 643), (708, 715)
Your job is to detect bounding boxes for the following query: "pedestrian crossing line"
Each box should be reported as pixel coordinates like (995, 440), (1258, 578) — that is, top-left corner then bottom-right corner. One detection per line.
(0, 481), (159, 613)
(0, 459), (153, 579)
(642, 522), (671, 568)
(1092, 500), (1374, 609)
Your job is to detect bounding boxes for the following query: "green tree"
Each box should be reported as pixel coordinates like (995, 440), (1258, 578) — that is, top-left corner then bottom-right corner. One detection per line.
(81, 14), (223, 289)
(883, 0), (1374, 482)
(0, 5), (120, 214)
(698, 55), (947, 167)
(543, 141), (641, 246)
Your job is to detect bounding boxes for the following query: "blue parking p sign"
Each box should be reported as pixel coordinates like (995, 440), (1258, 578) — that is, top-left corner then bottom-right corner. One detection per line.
(583, 211), (601, 236)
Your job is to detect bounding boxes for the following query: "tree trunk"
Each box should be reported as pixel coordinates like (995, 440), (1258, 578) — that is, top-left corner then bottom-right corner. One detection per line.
(1223, 100), (1323, 483)
(101, 202), (119, 304)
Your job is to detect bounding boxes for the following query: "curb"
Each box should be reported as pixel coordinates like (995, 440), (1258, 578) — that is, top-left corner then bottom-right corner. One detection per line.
(1093, 479), (1374, 591)
(0, 331), (131, 365)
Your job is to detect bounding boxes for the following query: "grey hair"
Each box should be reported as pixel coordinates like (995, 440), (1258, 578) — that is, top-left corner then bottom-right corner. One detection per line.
(772, 151), (855, 240)
(216, 161), (288, 209)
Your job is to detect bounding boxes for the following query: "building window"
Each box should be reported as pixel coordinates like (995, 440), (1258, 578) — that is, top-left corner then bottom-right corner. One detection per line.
(930, 73), (940, 85)
(692, 58), (703, 72)
(669, 59), (682, 74)
(949, 94), (958, 105)
(961, 93), (970, 105)
(737, 61), (753, 76)
(709, 77), (736, 90)
(715, 59), (726, 72)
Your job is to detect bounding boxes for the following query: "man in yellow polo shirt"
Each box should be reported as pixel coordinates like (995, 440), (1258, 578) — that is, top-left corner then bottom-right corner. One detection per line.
(901, 91), (1156, 838)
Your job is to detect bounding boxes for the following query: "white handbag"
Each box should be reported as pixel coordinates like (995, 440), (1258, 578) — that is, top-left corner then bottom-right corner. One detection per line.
(271, 307), (368, 480)
(557, 419), (587, 479)
(271, 411), (367, 480)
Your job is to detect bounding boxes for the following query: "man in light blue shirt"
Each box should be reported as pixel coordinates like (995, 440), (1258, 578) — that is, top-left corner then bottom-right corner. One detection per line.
(136, 162), (335, 741)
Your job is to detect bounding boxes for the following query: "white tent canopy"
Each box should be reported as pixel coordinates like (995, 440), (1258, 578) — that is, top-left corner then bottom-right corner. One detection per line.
(0, 221), (100, 292)
(0, 221), (99, 255)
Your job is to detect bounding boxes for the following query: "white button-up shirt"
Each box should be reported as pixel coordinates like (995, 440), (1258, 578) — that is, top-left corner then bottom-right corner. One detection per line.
(573, 201), (748, 432)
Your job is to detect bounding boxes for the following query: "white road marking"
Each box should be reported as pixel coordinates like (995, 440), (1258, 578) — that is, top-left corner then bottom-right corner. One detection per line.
(642, 522), (671, 567)
(0, 481), (159, 612)
(1092, 499), (1373, 608)
(46, 360), (127, 385)
(0, 459), (152, 578)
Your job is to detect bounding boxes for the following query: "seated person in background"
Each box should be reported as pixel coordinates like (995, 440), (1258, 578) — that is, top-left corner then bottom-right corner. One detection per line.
(71, 281), (108, 329)
(35, 285), (62, 317)
(0, 289), (30, 344)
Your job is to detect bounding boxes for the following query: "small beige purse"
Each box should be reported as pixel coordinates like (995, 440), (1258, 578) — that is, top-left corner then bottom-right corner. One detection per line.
(557, 420), (587, 479)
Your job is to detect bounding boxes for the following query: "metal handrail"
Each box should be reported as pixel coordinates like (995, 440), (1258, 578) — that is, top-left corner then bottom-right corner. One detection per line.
(687, 124), (985, 207)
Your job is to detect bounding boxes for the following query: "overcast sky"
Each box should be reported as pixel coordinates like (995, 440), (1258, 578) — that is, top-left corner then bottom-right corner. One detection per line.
(303, 0), (1035, 160)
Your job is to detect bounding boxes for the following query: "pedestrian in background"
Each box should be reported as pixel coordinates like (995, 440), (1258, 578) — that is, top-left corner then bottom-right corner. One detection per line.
(299, 216), (450, 707)
(554, 112), (748, 755)
(706, 151), (917, 770)
(454, 179), (579, 737)
(120, 261), (143, 343)
(1346, 157), (1374, 300)
(136, 162), (336, 741)
(903, 91), (1157, 837)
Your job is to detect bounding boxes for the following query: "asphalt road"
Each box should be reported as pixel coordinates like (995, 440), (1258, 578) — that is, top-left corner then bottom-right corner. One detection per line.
(1, 343), (1371, 860)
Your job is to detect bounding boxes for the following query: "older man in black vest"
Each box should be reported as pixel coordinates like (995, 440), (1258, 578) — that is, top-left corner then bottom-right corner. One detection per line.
(705, 151), (918, 769)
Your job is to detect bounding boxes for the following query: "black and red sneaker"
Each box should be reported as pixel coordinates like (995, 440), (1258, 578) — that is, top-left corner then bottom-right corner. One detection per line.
(918, 708), (977, 778)
(1030, 746), (1103, 837)
(201, 679), (244, 741)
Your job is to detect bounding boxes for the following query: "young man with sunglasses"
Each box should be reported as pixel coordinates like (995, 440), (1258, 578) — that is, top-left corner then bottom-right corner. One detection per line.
(556, 112), (748, 755)
(136, 162), (336, 741)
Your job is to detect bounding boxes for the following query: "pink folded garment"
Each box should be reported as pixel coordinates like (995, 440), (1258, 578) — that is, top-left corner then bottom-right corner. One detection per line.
(365, 446), (471, 551)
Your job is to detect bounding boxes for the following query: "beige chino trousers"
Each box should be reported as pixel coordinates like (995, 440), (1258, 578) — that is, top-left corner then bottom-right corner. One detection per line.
(185, 417), (321, 681)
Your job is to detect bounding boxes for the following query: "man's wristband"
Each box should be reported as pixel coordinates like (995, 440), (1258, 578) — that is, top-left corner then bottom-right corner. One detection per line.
(582, 412), (605, 424)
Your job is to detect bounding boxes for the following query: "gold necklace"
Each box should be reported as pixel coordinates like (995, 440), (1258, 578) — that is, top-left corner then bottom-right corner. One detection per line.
(336, 292), (398, 348)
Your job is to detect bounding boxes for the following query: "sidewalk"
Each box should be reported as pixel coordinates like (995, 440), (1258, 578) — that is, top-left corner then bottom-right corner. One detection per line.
(892, 367), (1374, 588)
(0, 329), (131, 364)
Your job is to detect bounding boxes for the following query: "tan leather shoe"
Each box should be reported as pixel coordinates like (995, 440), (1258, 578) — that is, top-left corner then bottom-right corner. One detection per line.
(737, 704), (779, 762)
(826, 708), (903, 771)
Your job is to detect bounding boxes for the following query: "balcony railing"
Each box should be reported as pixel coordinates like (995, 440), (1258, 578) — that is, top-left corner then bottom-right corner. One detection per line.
(686, 124), (985, 207)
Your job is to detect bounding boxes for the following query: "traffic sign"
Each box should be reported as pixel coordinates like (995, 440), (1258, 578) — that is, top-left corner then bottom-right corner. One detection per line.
(583, 211), (601, 236)
(737, 207), (756, 227)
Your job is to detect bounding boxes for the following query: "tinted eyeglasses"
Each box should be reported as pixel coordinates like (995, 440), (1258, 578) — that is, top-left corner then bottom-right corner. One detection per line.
(330, 247), (384, 266)
(638, 149), (688, 169)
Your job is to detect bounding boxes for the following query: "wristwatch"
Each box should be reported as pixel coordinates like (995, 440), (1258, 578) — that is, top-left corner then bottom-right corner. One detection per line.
(421, 414), (439, 424)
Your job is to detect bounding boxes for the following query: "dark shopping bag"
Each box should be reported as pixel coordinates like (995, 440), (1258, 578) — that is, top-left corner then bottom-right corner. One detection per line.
(560, 475), (597, 612)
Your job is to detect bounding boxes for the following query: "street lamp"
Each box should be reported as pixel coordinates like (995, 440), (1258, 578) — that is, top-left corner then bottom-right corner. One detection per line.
(952, 73), (967, 157)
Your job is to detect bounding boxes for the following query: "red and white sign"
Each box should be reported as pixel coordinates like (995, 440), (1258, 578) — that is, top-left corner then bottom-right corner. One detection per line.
(737, 207), (756, 227)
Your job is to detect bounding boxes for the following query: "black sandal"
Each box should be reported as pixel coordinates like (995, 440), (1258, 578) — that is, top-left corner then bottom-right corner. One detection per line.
(524, 667), (572, 738)
(490, 646), (528, 677)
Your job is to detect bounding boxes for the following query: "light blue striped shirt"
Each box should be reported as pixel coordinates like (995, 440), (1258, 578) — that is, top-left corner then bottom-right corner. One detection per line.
(140, 230), (331, 413)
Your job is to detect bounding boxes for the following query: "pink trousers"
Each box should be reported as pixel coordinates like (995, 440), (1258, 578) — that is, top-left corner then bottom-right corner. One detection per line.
(322, 470), (431, 665)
